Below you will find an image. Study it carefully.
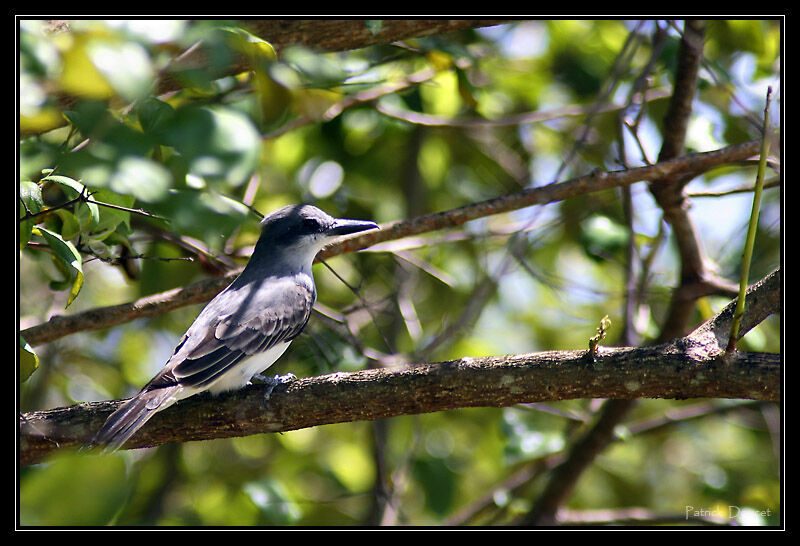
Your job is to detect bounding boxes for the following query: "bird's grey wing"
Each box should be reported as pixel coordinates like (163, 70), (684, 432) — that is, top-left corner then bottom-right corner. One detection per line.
(90, 275), (314, 451)
(148, 275), (315, 391)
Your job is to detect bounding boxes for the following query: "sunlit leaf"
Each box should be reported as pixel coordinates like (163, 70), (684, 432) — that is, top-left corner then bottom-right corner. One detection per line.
(41, 173), (86, 197)
(33, 226), (84, 308)
(108, 156), (171, 203)
(19, 107), (64, 134)
(20, 337), (39, 382)
(87, 40), (153, 101)
(59, 35), (115, 99)
(220, 26), (277, 64)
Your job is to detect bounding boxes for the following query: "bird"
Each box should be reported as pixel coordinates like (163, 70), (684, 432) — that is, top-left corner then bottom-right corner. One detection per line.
(89, 204), (378, 451)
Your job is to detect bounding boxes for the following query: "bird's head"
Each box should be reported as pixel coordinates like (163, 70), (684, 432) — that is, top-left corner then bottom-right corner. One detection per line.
(253, 204), (378, 271)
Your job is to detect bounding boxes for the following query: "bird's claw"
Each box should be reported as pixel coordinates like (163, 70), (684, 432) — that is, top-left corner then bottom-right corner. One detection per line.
(252, 372), (297, 402)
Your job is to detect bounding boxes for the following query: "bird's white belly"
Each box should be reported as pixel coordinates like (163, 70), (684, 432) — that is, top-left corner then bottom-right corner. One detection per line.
(206, 342), (292, 394)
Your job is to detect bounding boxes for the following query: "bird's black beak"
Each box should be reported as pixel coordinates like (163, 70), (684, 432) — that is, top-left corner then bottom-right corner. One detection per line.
(327, 218), (379, 237)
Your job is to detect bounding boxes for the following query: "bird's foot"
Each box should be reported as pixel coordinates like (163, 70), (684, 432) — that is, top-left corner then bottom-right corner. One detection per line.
(252, 372), (297, 402)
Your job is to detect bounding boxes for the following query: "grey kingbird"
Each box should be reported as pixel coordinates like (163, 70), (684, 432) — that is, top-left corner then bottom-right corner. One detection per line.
(90, 204), (378, 451)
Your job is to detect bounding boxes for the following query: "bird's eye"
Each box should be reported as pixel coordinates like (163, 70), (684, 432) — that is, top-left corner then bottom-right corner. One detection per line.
(302, 218), (320, 231)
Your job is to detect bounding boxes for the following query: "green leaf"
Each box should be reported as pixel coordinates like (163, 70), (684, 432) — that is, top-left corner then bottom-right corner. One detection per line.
(86, 189), (136, 237)
(86, 40), (153, 101)
(579, 214), (629, 262)
(413, 457), (457, 517)
(20, 337), (39, 382)
(19, 180), (43, 248)
(80, 199), (101, 230)
(52, 209), (82, 240)
(147, 188), (249, 247)
(19, 180), (44, 214)
(33, 226), (84, 308)
(220, 26), (277, 65)
(40, 174), (102, 237)
(108, 156), (171, 203)
(136, 97), (176, 136)
(41, 173), (86, 198)
(162, 105), (260, 187)
(282, 45), (348, 87)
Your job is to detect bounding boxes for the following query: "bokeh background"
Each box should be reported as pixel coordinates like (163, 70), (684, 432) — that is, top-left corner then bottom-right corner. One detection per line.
(19, 19), (781, 526)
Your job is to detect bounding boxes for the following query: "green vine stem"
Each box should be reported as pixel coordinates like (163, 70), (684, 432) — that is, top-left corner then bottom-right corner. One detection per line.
(727, 86), (773, 353)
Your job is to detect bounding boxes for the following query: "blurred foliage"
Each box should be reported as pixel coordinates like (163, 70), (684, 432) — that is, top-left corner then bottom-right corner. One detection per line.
(19, 19), (781, 526)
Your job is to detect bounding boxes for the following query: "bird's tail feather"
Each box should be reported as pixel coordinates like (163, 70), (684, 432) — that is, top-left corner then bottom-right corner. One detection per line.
(89, 386), (181, 452)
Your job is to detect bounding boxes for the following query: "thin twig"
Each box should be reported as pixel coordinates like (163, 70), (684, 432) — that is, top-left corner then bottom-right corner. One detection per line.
(86, 197), (169, 221)
(18, 185), (89, 223)
(688, 177), (779, 198)
(319, 259), (394, 353)
(375, 88), (670, 129)
(19, 183), (168, 223)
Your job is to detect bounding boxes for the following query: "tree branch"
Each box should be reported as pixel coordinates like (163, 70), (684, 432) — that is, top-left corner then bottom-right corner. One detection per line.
(520, 268), (780, 525)
(520, 21), (772, 526)
(656, 20), (706, 164)
(242, 19), (510, 54)
(20, 140), (761, 348)
(18, 268), (780, 466)
(648, 20), (719, 341)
